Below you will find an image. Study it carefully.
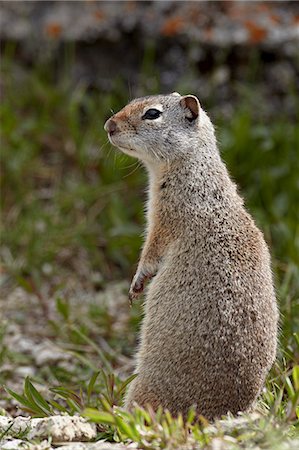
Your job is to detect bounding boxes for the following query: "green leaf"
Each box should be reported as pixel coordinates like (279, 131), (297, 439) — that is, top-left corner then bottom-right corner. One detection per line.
(23, 379), (50, 417)
(99, 395), (113, 412)
(66, 398), (81, 413)
(48, 399), (68, 413)
(16, 276), (34, 293)
(285, 376), (295, 399)
(83, 408), (115, 425)
(5, 387), (34, 410)
(292, 365), (299, 391)
(116, 373), (138, 399)
(24, 377), (52, 414)
(186, 407), (196, 425)
(50, 387), (82, 406)
(114, 415), (139, 441)
(56, 297), (70, 321)
(69, 326), (112, 371)
(87, 371), (101, 403)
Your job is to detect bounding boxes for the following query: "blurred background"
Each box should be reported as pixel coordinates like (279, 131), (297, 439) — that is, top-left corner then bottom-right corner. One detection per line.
(0, 0), (298, 417)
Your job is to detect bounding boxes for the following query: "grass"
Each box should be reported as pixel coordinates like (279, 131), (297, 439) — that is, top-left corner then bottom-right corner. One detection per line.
(0, 46), (299, 448)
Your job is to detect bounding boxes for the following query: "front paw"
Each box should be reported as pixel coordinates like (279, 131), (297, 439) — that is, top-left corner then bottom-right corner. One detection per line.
(129, 268), (151, 303)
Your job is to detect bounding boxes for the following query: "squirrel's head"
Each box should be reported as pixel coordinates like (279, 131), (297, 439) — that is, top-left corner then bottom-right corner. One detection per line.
(104, 93), (215, 165)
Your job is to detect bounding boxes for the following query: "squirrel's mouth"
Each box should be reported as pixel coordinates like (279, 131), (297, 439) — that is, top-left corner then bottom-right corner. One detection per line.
(118, 146), (136, 154)
(108, 134), (136, 154)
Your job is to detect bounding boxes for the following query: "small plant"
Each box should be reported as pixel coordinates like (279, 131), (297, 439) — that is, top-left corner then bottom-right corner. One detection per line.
(262, 362), (299, 424)
(83, 404), (298, 449)
(5, 371), (137, 418)
(84, 404), (200, 448)
(6, 377), (54, 417)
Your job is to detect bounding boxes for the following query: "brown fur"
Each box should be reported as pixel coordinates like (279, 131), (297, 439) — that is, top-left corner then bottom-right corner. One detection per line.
(104, 93), (278, 420)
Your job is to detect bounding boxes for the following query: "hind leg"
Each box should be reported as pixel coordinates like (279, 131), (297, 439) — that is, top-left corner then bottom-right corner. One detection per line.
(124, 376), (161, 411)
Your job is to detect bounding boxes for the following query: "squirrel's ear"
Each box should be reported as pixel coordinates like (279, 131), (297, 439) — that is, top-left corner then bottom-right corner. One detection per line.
(180, 95), (200, 121)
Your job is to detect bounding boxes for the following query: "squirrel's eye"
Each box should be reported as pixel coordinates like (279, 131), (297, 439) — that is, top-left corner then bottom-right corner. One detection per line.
(142, 109), (162, 120)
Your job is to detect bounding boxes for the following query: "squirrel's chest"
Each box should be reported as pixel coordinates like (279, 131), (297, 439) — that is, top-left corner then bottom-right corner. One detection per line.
(146, 179), (189, 223)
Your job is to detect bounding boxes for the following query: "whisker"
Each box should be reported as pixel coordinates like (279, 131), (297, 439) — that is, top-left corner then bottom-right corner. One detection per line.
(97, 140), (114, 161)
(144, 139), (162, 161)
(122, 161), (142, 178)
(121, 160), (141, 170)
(145, 142), (158, 160)
(151, 145), (161, 161)
(113, 148), (118, 169)
(127, 78), (133, 102)
(98, 138), (110, 152)
(99, 139), (115, 161)
(105, 145), (114, 161)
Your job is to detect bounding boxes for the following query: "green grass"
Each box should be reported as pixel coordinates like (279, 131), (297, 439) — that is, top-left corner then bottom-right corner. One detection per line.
(1, 48), (299, 448)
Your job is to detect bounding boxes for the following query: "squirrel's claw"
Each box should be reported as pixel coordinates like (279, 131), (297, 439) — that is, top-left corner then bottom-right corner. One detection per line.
(128, 289), (139, 306)
(129, 269), (150, 305)
(128, 264), (158, 305)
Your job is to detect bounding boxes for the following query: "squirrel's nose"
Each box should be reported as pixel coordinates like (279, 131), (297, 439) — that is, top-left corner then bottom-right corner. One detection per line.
(104, 118), (118, 135)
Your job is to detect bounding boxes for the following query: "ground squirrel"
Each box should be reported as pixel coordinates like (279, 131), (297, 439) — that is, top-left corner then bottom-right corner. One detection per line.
(104, 93), (278, 420)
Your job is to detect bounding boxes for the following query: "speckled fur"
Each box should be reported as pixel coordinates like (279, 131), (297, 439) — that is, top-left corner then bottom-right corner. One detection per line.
(104, 93), (278, 420)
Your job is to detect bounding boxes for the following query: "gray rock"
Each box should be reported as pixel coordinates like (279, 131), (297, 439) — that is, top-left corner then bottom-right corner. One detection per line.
(1, 439), (53, 450)
(0, 415), (97, 443)
(0, 1), (298, 48)
(27, 416), (97, 442)
(0, 440), (132, 450)
(0, 1), (298, 119)
(31, 342), (72, 367)
(58, 442), (133, 449)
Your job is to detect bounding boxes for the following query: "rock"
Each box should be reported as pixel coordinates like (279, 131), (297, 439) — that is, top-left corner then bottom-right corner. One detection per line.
(1, 439), (53, 450)
(1, 439), (29, 450)
(31, 342), (72, 367)
(0, 0), (298, 120)
(0, 415), (32, 436)
(58, 442), (132, 449)
(0, 438), (132, 450)
(209, 438), (230, 450)
(15, 366), (36, 378)
(0, 415), (11, 430)
(27, 415), (97, 442)
(0, 1), (298, 49)
(0, 415), (97, 443)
